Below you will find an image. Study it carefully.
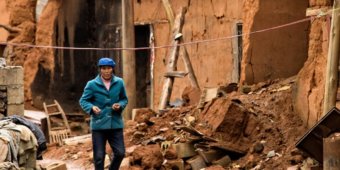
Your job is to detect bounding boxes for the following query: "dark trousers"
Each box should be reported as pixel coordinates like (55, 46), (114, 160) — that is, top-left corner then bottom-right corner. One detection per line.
(92, 129), (125, 170)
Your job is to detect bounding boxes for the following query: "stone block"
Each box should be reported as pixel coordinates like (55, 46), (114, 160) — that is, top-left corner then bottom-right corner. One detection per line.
(186, 155), (207, 170)
(173, 142), (197, 158)
(0, 66), (23, 85)
(7, 104), (24, 116)
(6, 85), (24, 104)
(5, 66), (24, 85)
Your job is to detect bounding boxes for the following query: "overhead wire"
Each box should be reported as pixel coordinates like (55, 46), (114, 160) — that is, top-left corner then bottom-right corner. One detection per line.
(0, 8), (338, 51)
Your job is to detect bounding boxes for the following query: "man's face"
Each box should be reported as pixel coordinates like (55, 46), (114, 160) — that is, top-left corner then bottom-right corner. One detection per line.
(100, 66), (113, 80)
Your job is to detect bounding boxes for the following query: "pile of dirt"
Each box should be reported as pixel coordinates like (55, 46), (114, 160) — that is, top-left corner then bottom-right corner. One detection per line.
(42, 77), (311, 169)
(120, 77), (309, 169)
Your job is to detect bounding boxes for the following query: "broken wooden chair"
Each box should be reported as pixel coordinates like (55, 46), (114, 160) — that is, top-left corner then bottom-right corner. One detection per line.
(43, 100), (71, 145)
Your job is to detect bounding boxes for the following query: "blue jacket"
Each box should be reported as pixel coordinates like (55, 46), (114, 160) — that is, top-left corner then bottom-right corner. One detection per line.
(79, 75), (128, 130)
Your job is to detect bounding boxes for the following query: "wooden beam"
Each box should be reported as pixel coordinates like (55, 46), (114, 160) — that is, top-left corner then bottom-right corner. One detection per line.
(63, 134), (91, 145)
(323, 0), (340, 116)
(164, 71), (188, 78)
(306, 7), (332, 17)
(161, 2), (200, 89)
(122, 0), (136, 120)
(161, 0), (174, 27)
(158, 7), (187, 110)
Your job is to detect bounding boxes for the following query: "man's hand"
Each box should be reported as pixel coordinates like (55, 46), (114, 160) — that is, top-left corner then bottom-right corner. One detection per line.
(92, 106), (101, 114)
(112, 103), (121, 111)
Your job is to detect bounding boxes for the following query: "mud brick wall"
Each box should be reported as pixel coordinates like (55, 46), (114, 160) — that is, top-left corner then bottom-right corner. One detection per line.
(0, 66), (24, 117)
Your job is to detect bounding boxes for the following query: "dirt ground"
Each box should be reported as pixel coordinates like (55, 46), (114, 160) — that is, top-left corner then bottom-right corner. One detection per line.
(42, 77), (313, 170)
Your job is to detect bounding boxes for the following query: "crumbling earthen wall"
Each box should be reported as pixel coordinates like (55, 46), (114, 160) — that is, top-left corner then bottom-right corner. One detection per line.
(0, 1), (10, 42)
(241, 0), (309, 85)
(2, 0), (60, 101)
(23, 0), (60, 101)
(134, 0), (243, 108)
(294, 0), (332, 128)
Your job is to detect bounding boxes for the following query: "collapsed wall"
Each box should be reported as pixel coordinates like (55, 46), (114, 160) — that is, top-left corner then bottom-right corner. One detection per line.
(293, 0), (333, 128)
(241, 0), (309, 85)
(2, 0), (60, 103)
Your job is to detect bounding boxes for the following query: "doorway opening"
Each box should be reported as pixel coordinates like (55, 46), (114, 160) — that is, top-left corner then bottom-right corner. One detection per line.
(0, 45), (6, 59)
(232, 22), (243, 83)
(135, 25), (152, 108)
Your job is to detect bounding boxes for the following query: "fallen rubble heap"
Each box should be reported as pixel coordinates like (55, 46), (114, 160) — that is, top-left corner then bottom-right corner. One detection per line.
(43, 78), (315, 169)
(122, 78), (310, 169)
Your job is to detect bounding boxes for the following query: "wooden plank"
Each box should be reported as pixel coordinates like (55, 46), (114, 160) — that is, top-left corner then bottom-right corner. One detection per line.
(158, 7), (187, 110)
(164, 71), (188, 78)
(323, 0), (340, 116)
(63, 134), (91, 146)
(306, 7), (332, 17)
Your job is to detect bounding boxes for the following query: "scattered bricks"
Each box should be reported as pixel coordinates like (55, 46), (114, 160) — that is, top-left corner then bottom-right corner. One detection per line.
(173, 142), (197, 158)
(186, 155), (207, 170)
(6, 85), (24, 104)
(197, 149), (225, 163)
(212, 155), (231, 167)
(165, 159), (184, 170)
(7, 103), (24, 115)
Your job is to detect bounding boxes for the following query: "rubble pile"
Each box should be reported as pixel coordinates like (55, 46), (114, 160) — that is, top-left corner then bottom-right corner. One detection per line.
(42, 77), (310, 169)
(122, 78), (308, 169)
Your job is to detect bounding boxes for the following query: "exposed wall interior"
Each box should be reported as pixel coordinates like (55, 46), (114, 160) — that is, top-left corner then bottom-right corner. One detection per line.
(241, 0), (310, 85)
(294, 0), (334, 128)
(32, 0), (123, 111)
(134, 0), (243, 108)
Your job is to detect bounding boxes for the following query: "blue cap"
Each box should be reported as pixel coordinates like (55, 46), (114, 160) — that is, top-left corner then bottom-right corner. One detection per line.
(98, 58), (116, 68)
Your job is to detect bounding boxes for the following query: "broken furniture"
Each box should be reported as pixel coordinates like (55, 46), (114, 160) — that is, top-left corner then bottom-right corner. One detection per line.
(296, 107), (340, 163)
(43, 100), (71, 145)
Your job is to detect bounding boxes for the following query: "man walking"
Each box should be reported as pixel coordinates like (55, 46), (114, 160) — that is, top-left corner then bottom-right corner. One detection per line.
(79, 57), (128, 170)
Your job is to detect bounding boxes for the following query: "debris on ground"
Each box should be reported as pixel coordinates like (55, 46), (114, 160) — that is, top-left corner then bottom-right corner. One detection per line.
(42, 77), (312, 169)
